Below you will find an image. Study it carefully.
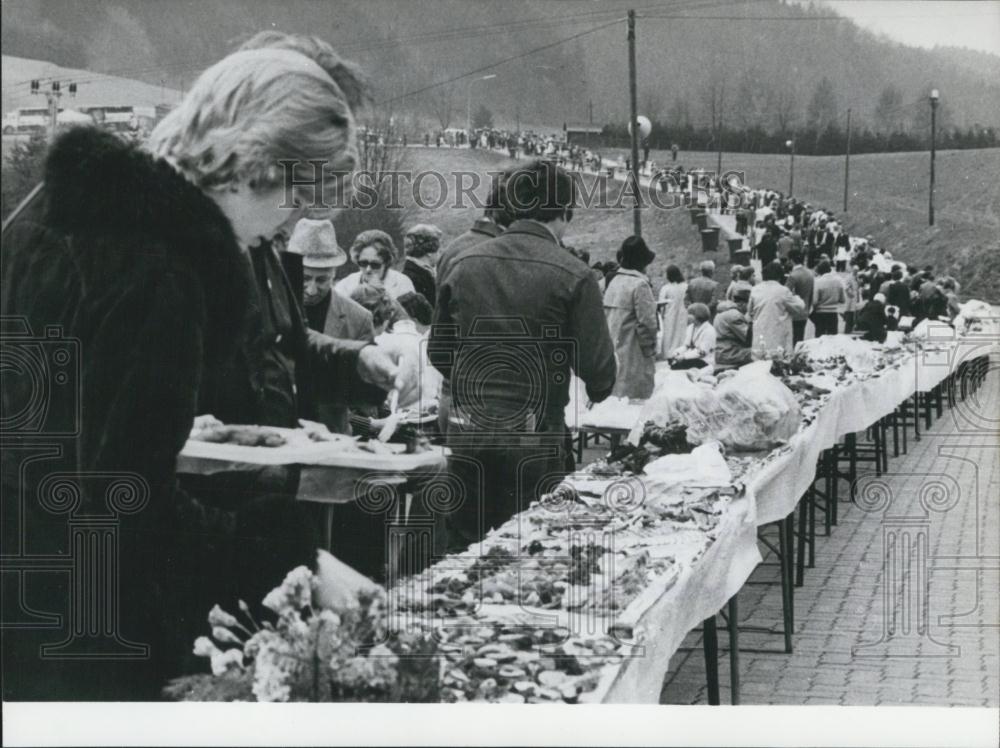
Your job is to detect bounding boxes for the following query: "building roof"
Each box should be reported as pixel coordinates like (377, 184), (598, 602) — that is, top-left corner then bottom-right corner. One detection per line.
(565, 123), (603, 133)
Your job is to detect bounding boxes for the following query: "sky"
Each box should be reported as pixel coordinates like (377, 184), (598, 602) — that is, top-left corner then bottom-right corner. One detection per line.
(816, 0), (1000, 55)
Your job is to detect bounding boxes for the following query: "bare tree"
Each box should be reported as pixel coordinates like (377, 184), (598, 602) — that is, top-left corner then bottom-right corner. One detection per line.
(700, 72), (726, 145)
(667, 96), (691, 129)
(770, 86), (798, 134)
(874, 84), (904, 133)
(806, 76), (839, 132)
(428, 84), (455, 130)
(640, 87), (666, 123)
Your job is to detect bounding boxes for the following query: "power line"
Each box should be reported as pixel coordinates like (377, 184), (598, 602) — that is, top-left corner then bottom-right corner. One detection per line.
(375, 17), (625, 107)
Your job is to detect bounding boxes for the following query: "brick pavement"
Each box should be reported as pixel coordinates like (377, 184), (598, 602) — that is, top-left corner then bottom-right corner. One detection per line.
(658, 359), (1000, 705)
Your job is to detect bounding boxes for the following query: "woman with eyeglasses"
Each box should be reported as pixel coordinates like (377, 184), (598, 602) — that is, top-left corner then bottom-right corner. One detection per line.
(335, 229), (416, 300)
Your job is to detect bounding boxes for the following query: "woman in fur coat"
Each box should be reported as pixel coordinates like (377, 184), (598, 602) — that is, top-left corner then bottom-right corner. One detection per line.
(0, 34), (385, 700)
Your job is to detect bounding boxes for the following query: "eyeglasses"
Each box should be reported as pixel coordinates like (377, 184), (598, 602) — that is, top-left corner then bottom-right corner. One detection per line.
(357, 260), (384, 270)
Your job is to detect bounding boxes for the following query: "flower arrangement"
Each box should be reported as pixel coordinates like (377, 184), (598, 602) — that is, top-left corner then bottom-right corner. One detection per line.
(163, 566), (441, 702)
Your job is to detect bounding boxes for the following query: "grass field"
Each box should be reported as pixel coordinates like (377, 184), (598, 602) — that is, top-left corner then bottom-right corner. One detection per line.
(402, 146), (1000, 302)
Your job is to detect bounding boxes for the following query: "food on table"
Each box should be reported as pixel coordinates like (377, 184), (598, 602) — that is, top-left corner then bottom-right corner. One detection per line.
(190, 424), (288, 447)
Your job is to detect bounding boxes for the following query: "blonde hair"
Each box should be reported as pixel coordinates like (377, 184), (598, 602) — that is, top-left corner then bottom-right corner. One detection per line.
(148, 46), (359, 204)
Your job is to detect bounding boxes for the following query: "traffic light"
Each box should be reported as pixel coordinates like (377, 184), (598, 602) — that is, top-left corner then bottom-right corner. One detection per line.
(52, 81), (60, 93)
(68, 83), (77, 95)
(30, 79), (39, 93)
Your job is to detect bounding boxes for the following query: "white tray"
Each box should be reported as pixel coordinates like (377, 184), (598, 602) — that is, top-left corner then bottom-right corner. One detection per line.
(177, 427), (448, 475)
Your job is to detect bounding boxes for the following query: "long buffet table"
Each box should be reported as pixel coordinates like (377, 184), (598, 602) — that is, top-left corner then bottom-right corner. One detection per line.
(391, 324), (996, 704)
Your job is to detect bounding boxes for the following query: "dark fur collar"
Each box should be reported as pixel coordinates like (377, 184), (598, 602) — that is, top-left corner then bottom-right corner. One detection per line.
(42, 127), (249, 361)
(44, 126), (230, 246)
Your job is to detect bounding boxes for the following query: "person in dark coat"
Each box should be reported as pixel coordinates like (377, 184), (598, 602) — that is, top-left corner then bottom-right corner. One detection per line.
(0, 127), (321, 701)
(401, 223), (443, 309)
(0, 34), (396, 701)
(437, 170), (515, 279)
(755, 225), (779, 267)
(430, 160), (616, 554)
(856, 292), (889, 342)
(289, 217), (377, 434)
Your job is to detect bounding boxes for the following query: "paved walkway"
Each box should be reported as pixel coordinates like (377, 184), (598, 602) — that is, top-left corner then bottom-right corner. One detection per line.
(659, 361), (1000, 705)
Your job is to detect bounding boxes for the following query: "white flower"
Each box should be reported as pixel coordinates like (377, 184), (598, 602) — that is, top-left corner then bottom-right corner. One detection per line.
(287, 617), (310, 642)
(252, 637), (296, 702)
(193, 636), (220, 658)
(262, 566), (314, 614)
(210, 647), (245, 676)
(208, 604), (238, 628)
(212, 626), (243, 645)
(315, 609), (341, 629)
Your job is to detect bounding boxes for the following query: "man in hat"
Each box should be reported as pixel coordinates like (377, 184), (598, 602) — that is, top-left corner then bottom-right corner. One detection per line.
(290, 219), (380, 429)
(289, 218), (377, 434)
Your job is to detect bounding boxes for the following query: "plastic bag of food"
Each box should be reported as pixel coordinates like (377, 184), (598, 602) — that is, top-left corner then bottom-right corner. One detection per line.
(643, 440), (732, 488)
(645, 372), (727, 445)
(714, 361), (801, 450)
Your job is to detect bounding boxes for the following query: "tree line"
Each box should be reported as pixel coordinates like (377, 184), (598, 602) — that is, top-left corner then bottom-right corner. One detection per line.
(593, 77), (998, 155)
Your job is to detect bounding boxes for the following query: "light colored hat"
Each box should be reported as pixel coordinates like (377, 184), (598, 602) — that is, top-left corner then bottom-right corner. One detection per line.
(288, 219), (346, 269)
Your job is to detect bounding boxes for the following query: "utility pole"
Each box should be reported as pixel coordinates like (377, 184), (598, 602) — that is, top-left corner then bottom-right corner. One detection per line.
(843, 107), (852, 213)
(786, 138), (795, 197)
(32, 79), (75, 139)
(929, 89), (939, 226)
(716, 82), (724, 182)
(627, 9), (641, 236)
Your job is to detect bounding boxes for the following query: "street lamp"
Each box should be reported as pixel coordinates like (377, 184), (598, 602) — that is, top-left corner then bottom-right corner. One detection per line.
(786, 139), (795, 197)
(929, 89), (939, 226)
(466, 74), (497, 133)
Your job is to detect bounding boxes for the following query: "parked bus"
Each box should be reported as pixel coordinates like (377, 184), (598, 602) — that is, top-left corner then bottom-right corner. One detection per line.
(1, 107), (53, 134)
(81, 105), (157, 133)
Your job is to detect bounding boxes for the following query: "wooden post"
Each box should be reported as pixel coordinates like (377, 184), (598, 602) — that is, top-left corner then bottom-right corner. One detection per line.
(929, 91), (938, 226)
(627, 9), (642, 236)
(843, 107), (852, 213)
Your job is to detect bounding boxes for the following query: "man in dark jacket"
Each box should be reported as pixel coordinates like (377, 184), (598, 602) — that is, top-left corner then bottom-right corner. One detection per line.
(685, 260), (720, 313)
(785, 249), (815, 344)
(290, 217), (377, 434)
(437, 171), (514, 280)
(429, 160), (616, 553)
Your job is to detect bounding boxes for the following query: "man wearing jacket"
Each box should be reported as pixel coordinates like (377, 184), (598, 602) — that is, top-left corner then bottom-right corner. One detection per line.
(785, 249), (815, 345)
(437, 171), (514, 281)
(290, 218), (378, 434)
(430, 160), (616, 553)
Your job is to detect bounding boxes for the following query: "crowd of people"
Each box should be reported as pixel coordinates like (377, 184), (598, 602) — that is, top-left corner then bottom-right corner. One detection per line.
(0, 29), (970, 702)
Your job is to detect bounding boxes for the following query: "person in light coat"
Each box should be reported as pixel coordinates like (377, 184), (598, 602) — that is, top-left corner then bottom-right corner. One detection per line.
(747, 260), (808, 356)
(604, 236), (658, 399)
(657, 264), (688, 360)
(669, 303), (717, 370)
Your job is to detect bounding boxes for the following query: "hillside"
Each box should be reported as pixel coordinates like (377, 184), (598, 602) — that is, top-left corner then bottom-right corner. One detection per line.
(1, 55), (181, 114)
(2, 0), (998, 132)
(404, 146), (1000, 303)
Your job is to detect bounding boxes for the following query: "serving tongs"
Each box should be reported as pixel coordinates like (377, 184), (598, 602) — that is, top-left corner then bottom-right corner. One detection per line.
(377, 389), (400, 442)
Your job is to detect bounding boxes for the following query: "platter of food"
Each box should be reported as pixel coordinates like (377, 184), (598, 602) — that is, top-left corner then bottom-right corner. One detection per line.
(177, 420), (447, 474)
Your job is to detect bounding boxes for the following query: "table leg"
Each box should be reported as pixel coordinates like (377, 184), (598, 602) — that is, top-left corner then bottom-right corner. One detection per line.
(323, 506), (334, 553)
(703, 614), (720, 705)
(913, 393), (921, 441)
(892, 411), (900, 457)
(796, 497), (807, 587)
(728, 596), (740, 705)
(778, 518), (793, 653)
(935, 385), (944, 418)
